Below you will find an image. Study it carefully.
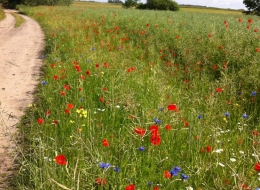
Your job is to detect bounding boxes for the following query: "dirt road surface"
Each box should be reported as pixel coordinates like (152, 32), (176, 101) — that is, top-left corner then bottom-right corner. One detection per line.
(0, 10), (44, 188)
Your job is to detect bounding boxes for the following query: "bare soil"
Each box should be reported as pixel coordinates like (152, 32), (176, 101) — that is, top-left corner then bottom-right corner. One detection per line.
(0, 9), (44, 188)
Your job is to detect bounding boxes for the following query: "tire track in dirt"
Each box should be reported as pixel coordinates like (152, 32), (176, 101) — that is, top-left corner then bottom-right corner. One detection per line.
(0, 10), (44, 188)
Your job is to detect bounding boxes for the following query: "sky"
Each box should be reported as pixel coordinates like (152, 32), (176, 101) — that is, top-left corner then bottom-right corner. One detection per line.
(94, 0), (247, 10)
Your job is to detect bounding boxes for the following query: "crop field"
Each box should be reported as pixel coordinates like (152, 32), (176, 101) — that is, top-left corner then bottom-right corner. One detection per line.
(15, 2), (260, 190)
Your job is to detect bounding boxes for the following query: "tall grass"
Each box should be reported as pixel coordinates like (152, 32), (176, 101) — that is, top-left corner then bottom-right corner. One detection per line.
(0, 4), (5, 21)
(14, 4), (260, 190)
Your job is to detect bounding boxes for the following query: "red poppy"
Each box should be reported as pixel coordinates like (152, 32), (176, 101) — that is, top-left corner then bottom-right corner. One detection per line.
(99, 97), (104, 102)
(86, 70), (91, 76)
(238, 18), (242, 22)
(208, 33), (213, 37)
(65, 109), (70, 114)
(60, 91), (66, 96)
(150, 135), (161, 146)
(213, 65), (217, 70)
(150, 125), (160, 136)
(96, 64), (100, 68)
(125, 184), (135, 190)
(134, 127), (146, 137)
(67, 103), (74, 109)
(64, 84), (70, 90)
(184, 121), (189, 127)
(253, 130), (259, 136)
(52, 120), (59, 125)
(55, 154), (67, 165)
(37, 118), (44, 125)
(46, 110), (51, 115)
(248, 19), (253, 24)
(154, 186), (159, 190)
(165, 124), (172, 130)
(53, 75), (58, 80)
(104, 62), (109, 68)
(201, 147), (205, 153)
(102, 138), (110, 146)
(206, 145), (211, 152)
(102, 87), (107, 92)
(96, 178), (107, 185)
(74, 65), (81, 72)
(164, 170), (171, 178)
(224, 20), (227, 24)
(247, 25), (250, 29)
(216, 88), (222, 93)
(256, 48), (260, 52)
(254, 28), (258, 33)
(167, 104), (179, 111)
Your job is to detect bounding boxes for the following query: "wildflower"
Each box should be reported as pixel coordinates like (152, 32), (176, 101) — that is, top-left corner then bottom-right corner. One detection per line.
(186, 187), (193, 190)
(206, 145), (211, 152)
(198, 115), (203, 119)
(67, 103), (74, 109)
(60, 91), (66, 96)
(216, 87), (222, 93)
(139, 146), (145, 151)
(150, 126), (159, 136)
(214, 149), (223, 153)
(243, 114), (248, 119)
(167, 103), (179, 111)
(99, 162), (111, 169)
(41, 81), (47, 85)
(254, 162), (260, 172)
(224, 112), (230, 117)
(150, 135), (161, 146)
(55, 154), (67, 165)
(125, 184), (135, 190)
(99, 97), (104, 103)
(165, 124), (172, 130)
(253, 130), (259, 136)
(86, 70), (91, 76)
(96, 178), (107, 185)
(252, 92), (257, 96)
(181, 174), (189, 180)
(148, 181), (153, 186)
(230, 158), (236, 162)
(113, 167), (120, 172)
(164, 170), (171, 178)
(208, 33), (213, 37)
(238, 18), (242, 22)
(154, 186), (159, 190)
(134, 127), (146, 137)
(218, 162), (225, 167)
(37, 118), (44, 125)
(153, 118), (162, 124)
(170, 166), (181, 176)
(254, 28), (259, 33)
(248, 19), (253, 24)
(102, 139), (110, 147)
(52, 120), (58, 125)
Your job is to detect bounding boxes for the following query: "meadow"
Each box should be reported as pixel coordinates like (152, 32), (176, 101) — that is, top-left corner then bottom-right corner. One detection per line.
(14, 2), (260, 190)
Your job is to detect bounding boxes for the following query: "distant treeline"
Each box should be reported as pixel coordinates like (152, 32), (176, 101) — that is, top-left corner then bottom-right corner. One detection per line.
(179, 4), (245, 11)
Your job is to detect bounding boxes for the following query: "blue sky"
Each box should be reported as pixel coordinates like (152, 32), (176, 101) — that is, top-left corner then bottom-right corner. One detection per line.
(94, 0), (247, 10)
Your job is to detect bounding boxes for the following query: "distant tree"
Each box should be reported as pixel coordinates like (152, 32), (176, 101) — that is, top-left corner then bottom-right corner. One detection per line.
(122, 0), (139, 8)
(108, 0), (123, 3)
(243, 0), (260, 15)
(137, 0), (179, 11)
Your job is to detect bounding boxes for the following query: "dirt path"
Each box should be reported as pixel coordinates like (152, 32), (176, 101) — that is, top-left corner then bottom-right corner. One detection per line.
(0, 10), (44, 188)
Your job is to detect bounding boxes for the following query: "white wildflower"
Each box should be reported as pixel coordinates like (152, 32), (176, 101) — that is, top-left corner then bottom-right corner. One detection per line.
(230, 158), (236, 162)
(214, 149), (224, 153)
(218, 162), (225, 167)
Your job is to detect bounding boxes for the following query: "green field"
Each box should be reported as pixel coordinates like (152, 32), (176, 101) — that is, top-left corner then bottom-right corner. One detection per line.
(14, 2), (260, 190)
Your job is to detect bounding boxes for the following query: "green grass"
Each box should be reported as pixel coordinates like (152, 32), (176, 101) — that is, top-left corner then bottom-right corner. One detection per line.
(13, 3), (260, 190)
(11, 13), (25, 28)
(0, 4), (5, 21)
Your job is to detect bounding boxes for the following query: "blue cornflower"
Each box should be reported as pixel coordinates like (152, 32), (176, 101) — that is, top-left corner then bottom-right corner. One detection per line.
(154, 118), (162, 124)
(91, 47), (95, 51)
(252, 91), (257, 96)
(87, 59), (91, 63)
(80, 98), (84, 102)
(238, 91), (242, 95)
(41, 81), (47, 85)
(40, 55), (46, 59)
(99, 162), (110, 169)
(198, 115), (203, 119)
(139, 146), (145, 151)
(255, 188), (260, 190)
(113, 167), (120, 172)
(170, 166), (181, 176)
(243, 114), (248, 119)
(224, 112), (230, 117)
(147, 182), (153, 186)
(181, 173), (189, 180)
(159, 108), (163, 111)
